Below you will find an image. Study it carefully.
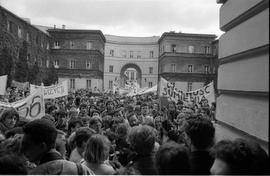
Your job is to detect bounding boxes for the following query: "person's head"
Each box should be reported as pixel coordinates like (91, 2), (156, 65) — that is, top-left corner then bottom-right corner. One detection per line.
(0, 108), (19, 130)
(116, 123), (130, 139)
(41, 114), (56, 125)
(74, 127), (96, 151)
(89, 117), (102, 134)
(184, 116), (215, 150)
(106, 100), (114, 111)
(210, 139), (255, 175)
(54, 110), (68, 130)
(79, 103), (88, 115)
(58, 100), (66, 110)
(127, 113), (138, 127)
(128, 125), (156, 156)
(67, 95), (74, 104)
(91, 110), (100, 118)
(200, 107), (210, 117)
(155, 141), (190, 175)
(67, 119), (83, 136)
(140, 103), (149, 115)
(0, 151), (27, 174)
(84, 134), (111, 164)
(167, 101), (176, 112)
(21, 119), (57, 163)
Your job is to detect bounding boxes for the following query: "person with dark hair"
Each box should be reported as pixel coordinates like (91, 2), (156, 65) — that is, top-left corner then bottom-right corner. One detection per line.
(69, 127), (96, 163)
(166, 101), (178, 122)
(0, 107), (19, 135)
(210, 138), (269, 175)
(67, 119), (83, 137)
(184, 116), (215, 174)
(155, 141), (190, 175)
(82, 134), (115, 175)
(101, 100), (115, 118)
(54, 110), (68, 131)
(21, 119), (93, 174)
(0, 151), (28, 174)
(123, 125), (158, 175)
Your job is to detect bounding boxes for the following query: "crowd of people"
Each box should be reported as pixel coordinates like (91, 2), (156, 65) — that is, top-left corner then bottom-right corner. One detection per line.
(0, 88), (269, 175)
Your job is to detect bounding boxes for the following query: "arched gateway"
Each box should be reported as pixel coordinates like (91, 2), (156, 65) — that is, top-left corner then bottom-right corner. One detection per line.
(120, 63), (142, 88)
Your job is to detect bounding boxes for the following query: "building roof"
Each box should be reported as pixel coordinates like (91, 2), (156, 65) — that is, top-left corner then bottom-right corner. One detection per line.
(105, 34), (160, 45)
(158, 32), (217, 43)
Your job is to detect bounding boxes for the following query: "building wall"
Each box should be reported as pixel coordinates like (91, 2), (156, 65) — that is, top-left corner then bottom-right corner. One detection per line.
(48, 29), (105, 90)
(104, 35), (159, 90)
(158, 32), (217, 92)
(216, 0), (269, 145)
(59, 77), (102, 91)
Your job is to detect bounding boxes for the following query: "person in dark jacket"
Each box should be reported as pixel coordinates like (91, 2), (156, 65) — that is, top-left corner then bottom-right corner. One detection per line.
(184, 116), (215, 174)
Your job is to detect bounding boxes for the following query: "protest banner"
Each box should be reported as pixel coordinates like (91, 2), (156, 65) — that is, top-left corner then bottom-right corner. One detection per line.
(30, 80), (68, 99)
(0, 75), (7, 95)
(0, 88), (45, 121)
(159, 77), (215, 105)
(11, 80), (29, 90)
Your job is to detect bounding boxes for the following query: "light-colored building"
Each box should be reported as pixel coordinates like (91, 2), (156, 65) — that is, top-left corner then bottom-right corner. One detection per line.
(104, 35), (160, 90)
(216, 0), (269, 152)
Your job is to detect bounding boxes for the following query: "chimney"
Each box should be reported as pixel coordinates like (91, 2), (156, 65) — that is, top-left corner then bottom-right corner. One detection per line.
(62, 25), (65, 29)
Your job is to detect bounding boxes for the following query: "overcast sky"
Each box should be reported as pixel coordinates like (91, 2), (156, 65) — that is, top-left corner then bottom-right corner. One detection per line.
(1, 0), (223, 37)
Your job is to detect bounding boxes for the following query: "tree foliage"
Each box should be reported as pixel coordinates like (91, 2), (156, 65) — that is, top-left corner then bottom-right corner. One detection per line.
(14, 41), (29, 82)
(28, 61), (40, 85)
(0, 47), (14, 87)
(43, 60), (58, 86)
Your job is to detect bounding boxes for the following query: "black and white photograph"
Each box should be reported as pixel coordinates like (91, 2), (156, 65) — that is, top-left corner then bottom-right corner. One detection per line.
(0, 0), (269, 175)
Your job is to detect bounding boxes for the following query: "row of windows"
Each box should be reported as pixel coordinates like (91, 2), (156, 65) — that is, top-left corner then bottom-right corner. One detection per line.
(53, 41), (93, 50)
(160, 45), (212, 54)
(53, 60), (94, 69)
(69, 79), (92, 89)
(170, 64), (210, 73)
(109, 49), (154, 58)
(6, 20), (49, 49)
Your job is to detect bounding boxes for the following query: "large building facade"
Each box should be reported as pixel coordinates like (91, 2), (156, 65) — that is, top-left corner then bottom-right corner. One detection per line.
(48, 28), (105, 91)
(158, 32), (217, 91)
(104, 35), (159, 90)
(0, 5), (218, 93)
(216, 0), (269, 151)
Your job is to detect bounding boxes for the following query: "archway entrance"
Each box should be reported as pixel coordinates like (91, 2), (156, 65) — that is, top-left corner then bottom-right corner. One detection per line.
(120, 63), (142, 88)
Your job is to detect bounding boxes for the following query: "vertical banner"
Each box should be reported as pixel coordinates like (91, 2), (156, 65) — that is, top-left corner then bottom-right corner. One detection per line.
(159, 77), (215, 105)
(0, 88), (45, 121)
(0, 75), (7, 95)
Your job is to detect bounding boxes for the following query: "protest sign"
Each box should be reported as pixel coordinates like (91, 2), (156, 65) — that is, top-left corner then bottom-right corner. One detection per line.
(0, 88), (45, 121)
(30, 81), (68, 99)
(0, 75), (7, 95)
(159, 77), (215, 105)
(11, 80), (29, 90)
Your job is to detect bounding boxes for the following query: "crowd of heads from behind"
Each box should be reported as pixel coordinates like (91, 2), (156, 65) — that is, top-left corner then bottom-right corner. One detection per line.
(0, 88), (269, 175)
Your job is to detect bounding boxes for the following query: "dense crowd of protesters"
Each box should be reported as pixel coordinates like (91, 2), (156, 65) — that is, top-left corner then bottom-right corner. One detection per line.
(0, 88), (269, 175)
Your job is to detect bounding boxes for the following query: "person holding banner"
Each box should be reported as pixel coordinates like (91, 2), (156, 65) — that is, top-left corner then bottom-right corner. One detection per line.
(0, 108), (19, 135)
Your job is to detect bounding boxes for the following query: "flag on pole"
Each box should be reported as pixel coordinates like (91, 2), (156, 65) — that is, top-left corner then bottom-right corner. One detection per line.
(0, 75), (7, 95)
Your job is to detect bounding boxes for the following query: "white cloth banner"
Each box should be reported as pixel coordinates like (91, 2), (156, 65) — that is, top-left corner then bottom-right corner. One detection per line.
(0, 88), (45, 121)
(30, 81), (68, 99)
(159, 77), (215, 105)
(0, 75), (7, 95)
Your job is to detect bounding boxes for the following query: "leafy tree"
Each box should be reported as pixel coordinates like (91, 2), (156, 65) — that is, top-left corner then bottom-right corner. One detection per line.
(43, 60), (58, 86)
(0, 47), (14, 87)
(28, 61), (40, 85)
(14, 41), (29, 82)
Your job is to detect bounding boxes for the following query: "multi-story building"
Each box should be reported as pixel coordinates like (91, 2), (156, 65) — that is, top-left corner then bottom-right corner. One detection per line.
(48, 28), (105, 91)
(216, 0), (269, 152)
(104, 35), (159, 90)
(0, 5), (51, 80)
(158, 32), (217, 92)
